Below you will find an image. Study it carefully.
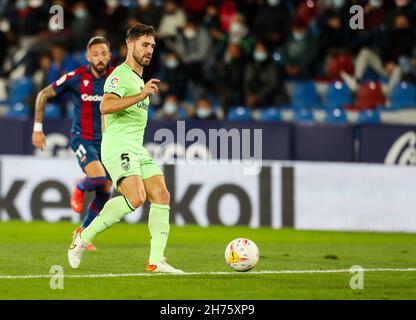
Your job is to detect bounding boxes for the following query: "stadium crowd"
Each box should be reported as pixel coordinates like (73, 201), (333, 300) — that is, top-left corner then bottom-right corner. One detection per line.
(1, 0), (416, 122)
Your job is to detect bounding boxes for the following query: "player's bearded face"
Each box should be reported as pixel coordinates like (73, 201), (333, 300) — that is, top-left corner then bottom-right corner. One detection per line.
(87, 43), (111, 74)
(132, 36), (155, 67)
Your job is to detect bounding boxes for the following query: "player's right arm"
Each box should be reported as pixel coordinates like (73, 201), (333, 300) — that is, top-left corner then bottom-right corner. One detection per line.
(32, 85), (57, 150)
(32, 69), (78, 150)
(100, 78), (160, 114)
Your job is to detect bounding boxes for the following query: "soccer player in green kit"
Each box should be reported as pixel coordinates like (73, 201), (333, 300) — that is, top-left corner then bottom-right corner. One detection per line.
(68, 23), (184, 274)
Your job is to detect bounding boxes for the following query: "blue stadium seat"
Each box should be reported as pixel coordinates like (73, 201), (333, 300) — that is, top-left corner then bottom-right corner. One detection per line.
(390, 81), (416, 109)
(6, 102), (30, 118)
(147, 106), (155, 120)
(44, 103), (62, 119)
(292, 81), (321, 109)
(227, 106), (252, 122)
(9, 77), (33, 104)
(178, 107), (189, 120)
(258, 107), (282, 123)
(357, 109), (381, 124)
(324, 108), (347, 124)
(72, 51), (88, 66)
(293, 108), (314, 122)
(324, 81), (352, 109)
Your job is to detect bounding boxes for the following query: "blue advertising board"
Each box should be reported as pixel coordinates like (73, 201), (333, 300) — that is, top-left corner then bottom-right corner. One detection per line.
(0, 118), (415, 164)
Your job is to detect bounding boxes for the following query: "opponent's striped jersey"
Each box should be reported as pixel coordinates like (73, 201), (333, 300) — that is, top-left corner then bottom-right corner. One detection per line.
(52, 65), (114, 141)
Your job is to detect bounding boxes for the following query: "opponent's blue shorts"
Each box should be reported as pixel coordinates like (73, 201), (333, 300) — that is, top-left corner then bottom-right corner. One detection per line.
(70, 135), (111, 180)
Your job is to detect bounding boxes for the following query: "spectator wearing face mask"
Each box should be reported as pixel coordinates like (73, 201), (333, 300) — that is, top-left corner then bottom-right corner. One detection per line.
(216, 43), (246, 113)
(159, 51), (188, 100)
(219, 13), (255, 58)
(69, 1), (92, 52)
(193, 96), (219, 120)
(98, 0), (130, 42)
(317, 0), (351, 57)
(174, 18), (212, 100)
(282, 17), (318, 78)
(9, 0), (48, 37)
(244, 40), (286, 108)
(347, 0), (387, 53)
(132, 0), (162, 29)
(252, 0), (291, 50)
(156, 94), (181, 120)
(158, 0), (187, 42)
(384, 0), (416, 32)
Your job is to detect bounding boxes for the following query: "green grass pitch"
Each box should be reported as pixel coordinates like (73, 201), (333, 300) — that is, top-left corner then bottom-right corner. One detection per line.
(0, 221), (416, 300)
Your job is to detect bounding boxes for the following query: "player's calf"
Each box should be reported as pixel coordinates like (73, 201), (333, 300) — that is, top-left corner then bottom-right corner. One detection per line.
(71, 176), (107, 213)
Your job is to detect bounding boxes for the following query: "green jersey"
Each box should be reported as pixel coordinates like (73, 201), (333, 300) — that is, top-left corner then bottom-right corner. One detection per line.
(102, 62), (150, 160)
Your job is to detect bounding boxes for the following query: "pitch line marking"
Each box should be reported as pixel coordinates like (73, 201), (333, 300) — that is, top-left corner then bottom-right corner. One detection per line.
(1, 268), (416, 279)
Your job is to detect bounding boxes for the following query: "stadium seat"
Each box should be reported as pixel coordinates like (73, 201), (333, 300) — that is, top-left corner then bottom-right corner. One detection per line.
(6, 102), (30, 118)
(258, 107), (282, 123)
(357, 109), (381, 124)
(8, 77), (33, 104)
(324, 81), (352, 109)
(292, 81), (321, 109)
(293, 108), (314, 123)
(72, 51), (88, 66)
(44, 103), (62, 119)
(390, 81), (416, 109)
(227, 106), (252, 122)
(355, 81), (385, 110)
(178, 107), (189, 120)
(147, 106), (155, 120)
(324, 108), (348, 124)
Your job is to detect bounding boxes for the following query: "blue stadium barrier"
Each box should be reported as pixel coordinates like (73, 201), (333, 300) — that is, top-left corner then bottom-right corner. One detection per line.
(227, 106), (252, 122)
(357, 109), (381, 124)
(258, 107), (282, 123)
(293, 108), (314, 123)
(6, 102), (30, 119)
(325, 108), (348, 124)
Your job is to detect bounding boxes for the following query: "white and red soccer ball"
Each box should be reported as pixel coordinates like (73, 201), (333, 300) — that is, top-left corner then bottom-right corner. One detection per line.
(225, 238), (259, 272)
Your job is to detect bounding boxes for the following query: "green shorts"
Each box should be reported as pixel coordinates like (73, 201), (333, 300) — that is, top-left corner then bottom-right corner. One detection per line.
(102, 149), (163, 186)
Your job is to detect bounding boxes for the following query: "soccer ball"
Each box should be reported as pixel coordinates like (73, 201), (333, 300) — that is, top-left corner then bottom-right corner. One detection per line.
(225, 238), (259, 272)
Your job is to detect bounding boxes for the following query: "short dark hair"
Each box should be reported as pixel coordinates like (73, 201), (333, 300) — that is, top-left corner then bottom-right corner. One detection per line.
(125, 23), (155, 42)
(87, 36), (110, 50)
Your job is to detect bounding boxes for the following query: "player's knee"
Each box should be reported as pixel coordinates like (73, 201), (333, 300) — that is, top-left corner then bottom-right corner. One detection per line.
(128, 192), (147, 209)
(153, 188), (170, 205)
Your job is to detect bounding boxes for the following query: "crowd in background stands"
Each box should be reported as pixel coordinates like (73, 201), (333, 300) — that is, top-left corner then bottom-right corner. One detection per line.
(1, 0), (416, 121)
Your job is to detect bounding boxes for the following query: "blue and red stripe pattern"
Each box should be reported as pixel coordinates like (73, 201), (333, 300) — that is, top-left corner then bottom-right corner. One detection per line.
(52, 65), (115, 142)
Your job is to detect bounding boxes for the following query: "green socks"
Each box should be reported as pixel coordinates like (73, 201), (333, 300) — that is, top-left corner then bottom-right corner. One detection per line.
(81, 196), (134, 244)
(148, 203), (170, 265)
(80, 198), (170, 265)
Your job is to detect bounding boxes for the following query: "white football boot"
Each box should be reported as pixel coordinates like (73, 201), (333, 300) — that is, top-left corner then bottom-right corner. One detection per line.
(67, 232), (87, 269)
(146, 257), (185, 274)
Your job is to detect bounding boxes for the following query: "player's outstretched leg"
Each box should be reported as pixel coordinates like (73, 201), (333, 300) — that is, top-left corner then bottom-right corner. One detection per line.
(77, 189), (112, 251)
(70, 176), (107, 213)
(67, 194), (136, 269)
